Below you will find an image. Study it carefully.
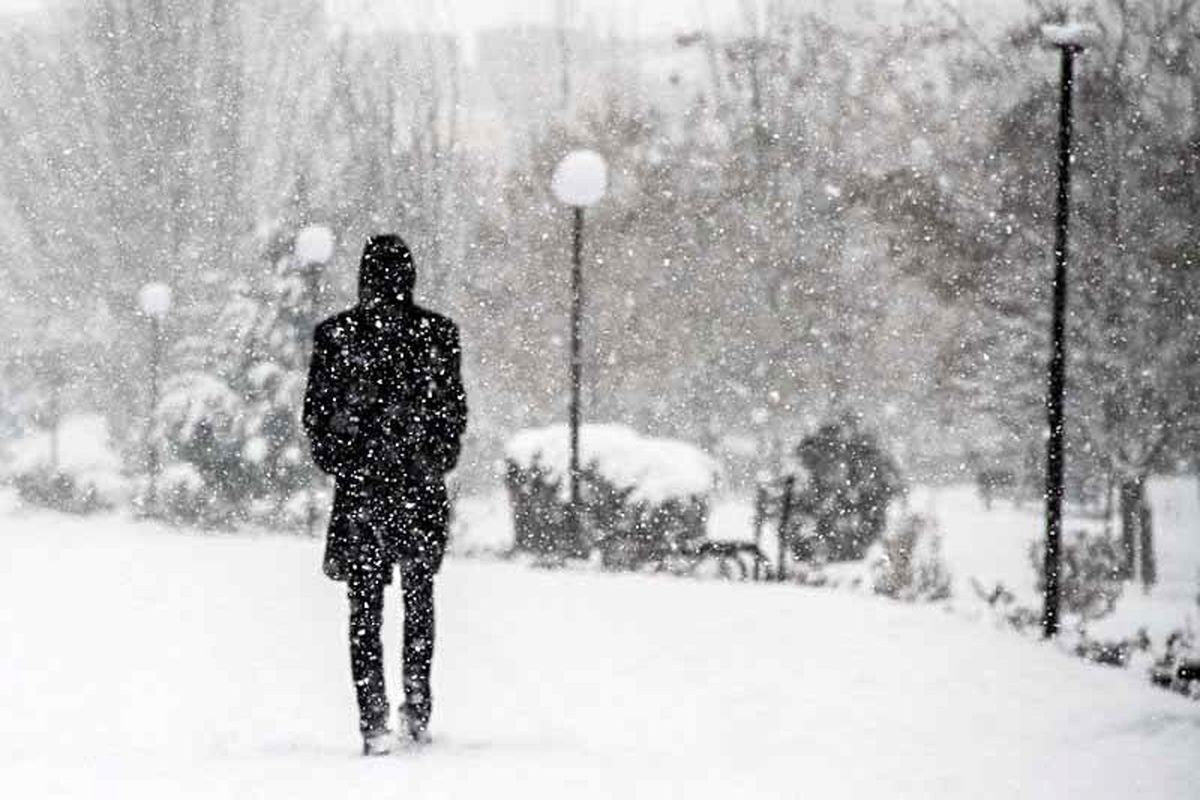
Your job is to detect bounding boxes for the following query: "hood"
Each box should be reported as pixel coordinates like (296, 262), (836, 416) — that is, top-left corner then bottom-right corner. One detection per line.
(358, 234), (416, 307)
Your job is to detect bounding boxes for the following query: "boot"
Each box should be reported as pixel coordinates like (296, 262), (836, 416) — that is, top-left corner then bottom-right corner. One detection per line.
(398, 703), (431, 745)
(361, 728), (394, 756)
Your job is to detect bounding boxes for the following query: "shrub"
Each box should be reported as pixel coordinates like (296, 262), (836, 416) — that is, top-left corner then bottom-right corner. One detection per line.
(786, 414), (905, 562)
(871, 514), (952, 602)
(969, 578), (1043, 633)
(156, 462), (229, 526)
(14, 467), (117, 514)
(6, 413), (125, 514)
(1073, 629), (1151, 668)
(504, 424), (719, 568)
(153, 229), (330, 529)
(1028, 529), (1124, 624)
(1151, 630), (1200, 699)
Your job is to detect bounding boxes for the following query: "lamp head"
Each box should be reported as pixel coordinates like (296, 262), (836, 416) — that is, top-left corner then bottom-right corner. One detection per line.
(295, 225), (336, 265)
(551, 150), (609, 208)
(138, 282), (173, 320)
(1041, 22), (1098, 51)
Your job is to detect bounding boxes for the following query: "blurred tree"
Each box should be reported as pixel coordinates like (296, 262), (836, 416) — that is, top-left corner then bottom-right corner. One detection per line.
(789, 414), (906, 562)
(155, 225), (323, 526)
(866, 0), (1200, 586)
(321, 20), (469, 306)
(0, 0), (328, 445)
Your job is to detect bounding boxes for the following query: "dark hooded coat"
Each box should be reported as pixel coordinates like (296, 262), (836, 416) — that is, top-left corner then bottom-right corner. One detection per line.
(302, 235), (468, 582)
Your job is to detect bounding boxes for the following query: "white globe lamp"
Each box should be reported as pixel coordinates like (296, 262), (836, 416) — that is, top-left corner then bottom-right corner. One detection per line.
(295, 224), (336, 265)
(138, 282), (173, 321)
(551, 150), (609, 208)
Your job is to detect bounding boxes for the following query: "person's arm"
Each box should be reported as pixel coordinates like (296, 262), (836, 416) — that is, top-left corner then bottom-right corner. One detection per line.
(431, 320), (468, 472)
(303, 323), (349, 477)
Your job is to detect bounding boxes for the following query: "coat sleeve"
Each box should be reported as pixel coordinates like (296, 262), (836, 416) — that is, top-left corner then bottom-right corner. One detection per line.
(430, 320), (468, 473)
(303, 323), (350, 477)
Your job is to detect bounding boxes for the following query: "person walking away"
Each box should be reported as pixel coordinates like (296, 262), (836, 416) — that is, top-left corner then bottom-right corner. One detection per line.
(303, 234), (468, 756)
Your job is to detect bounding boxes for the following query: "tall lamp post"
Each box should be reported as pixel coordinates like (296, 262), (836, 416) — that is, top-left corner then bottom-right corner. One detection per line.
(1039, 22), (1093, 639)
(551, 149), (608, 550)
(138, 281), (173, 513)
(295, 224), (336, 537)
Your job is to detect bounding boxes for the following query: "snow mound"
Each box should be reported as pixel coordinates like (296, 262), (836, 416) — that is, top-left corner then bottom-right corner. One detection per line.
(1, 414), (127, 509)
(4, 413), (122, 476)
(505, 424), (720, 505)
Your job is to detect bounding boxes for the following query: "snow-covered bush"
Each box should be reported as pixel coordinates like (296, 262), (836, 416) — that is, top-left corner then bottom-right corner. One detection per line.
(783, 414), (905, 563)
(156, 462), (226, 526)
(13, 468), (116, 514)
(968, 579), (1042, 633)
(1151, 630), (1200, 699)
(504, 424), (720, 568)
(1028, 529), (1124, 624)
(448, 491), (514, 557)
(154, 226), (328, 528)
(1071, 629), (1151, 669)
(6, 414), (125, 514)
(871, 514), (952, 602)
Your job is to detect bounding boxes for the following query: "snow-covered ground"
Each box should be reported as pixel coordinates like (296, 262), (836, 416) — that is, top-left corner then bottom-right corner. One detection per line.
(2, 495), (1198, 798)
(460, 477), (1200, 643)
(905, 478), (1200, 642)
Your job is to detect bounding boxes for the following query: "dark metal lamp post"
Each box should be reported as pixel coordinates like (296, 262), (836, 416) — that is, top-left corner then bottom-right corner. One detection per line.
(1039, 22), (1094, 639)
(551, 149), (609, 551)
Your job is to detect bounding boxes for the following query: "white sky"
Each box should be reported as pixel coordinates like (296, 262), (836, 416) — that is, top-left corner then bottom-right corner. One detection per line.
(328, 0), (1030, 35)
(0, 0), (744, 29)
(0, 0), (40, 13)
(323, 0), (1028, 61)
(0, 0), (1024, 40)
(329, 0), (753, 37)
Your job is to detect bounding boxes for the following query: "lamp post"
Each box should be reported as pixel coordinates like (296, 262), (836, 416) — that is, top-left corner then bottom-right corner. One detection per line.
(296, 225), (335, 319)
(1039, 22), (1093, 639)
(551, 149), (608, 551)
(295, 224), (335, 537)
(138, 281), (172, 513)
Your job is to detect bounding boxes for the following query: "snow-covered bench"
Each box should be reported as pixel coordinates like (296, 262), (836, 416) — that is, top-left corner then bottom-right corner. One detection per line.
(503, 424), (722, 570)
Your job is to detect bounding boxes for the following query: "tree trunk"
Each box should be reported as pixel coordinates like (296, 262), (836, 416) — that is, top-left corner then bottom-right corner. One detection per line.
(49, 380), (61, 474)
(1138, 494), (1156, 590)
(1118, 478), (1138, 580)
(1118, 475), (1154, 585)
(1102, 469), (1115, 538)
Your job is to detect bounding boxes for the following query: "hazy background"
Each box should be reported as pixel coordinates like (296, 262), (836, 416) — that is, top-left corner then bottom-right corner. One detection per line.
(0, 0), (1196, 515)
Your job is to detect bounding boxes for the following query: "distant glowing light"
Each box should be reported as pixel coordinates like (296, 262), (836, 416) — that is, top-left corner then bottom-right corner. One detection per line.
(138, 282), (173, 319)
(551, 150), (609, 208)
(295, 225), (336, 264)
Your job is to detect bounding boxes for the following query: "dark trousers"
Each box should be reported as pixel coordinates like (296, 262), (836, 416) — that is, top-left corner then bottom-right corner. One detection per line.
(348, 559), (436, 735)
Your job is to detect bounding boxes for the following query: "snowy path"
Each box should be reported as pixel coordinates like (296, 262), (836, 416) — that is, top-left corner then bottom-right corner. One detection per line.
(1, 508), (1198, 799)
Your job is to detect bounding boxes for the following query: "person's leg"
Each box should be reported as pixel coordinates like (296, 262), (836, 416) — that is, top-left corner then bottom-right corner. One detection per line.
(398, 558), (436, 734)
(347, 571), (388, 736)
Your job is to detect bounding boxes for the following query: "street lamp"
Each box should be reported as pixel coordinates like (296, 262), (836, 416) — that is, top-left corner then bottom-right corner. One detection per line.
(551, 149), (608, 551)
(295, 224), (335, 537)
(297, 224), (335, 264)
(1039, 21), (1095, 639)
(296, 224), (335, 317)
(138, 281), (172, 513)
